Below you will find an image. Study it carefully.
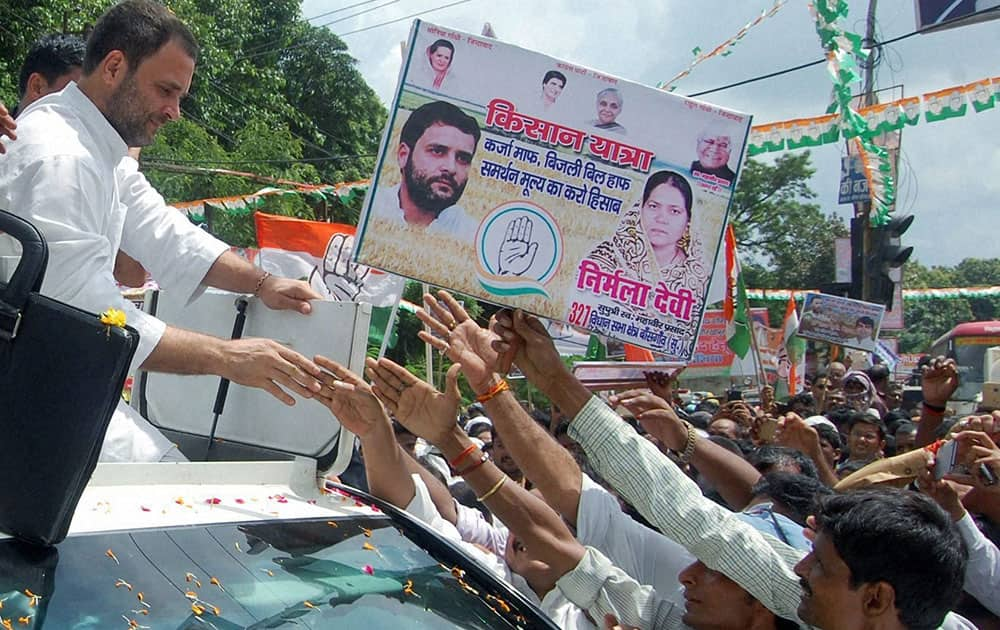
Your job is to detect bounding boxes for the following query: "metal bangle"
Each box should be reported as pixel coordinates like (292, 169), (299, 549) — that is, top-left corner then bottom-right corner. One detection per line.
(679, 421), (697, 464)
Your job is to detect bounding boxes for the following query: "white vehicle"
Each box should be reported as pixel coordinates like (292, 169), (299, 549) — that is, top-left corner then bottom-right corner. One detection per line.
(0, 458), (557, 629)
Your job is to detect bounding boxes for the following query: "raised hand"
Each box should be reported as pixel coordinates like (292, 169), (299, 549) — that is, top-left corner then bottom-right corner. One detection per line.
(633, 408), (688, 452)
(916, 459), (966, 521)
(645, 368), (684, 402)
(365, 357), (461, 446)
(416, 290), (500, 392)
(948, 412), (1000, 443)
(497, 216), (538, 276)
(491, 308), (566, 393)
(715, 401), (755, 428)
(312, 356), (388, 440)
(775, 412), (821, 456)
(922, 356), (959, 407)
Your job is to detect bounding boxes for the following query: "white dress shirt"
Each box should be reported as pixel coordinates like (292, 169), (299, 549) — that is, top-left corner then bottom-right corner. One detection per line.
(368, 183), (478, 238)
(956, 512), (1000, 616)
(577, 474), (692, 610)
(403, 474), (596, 629)
(0, 83), (228, 462)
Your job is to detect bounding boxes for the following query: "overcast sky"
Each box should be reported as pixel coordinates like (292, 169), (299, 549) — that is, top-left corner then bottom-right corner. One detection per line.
(302, 0), (998, 268)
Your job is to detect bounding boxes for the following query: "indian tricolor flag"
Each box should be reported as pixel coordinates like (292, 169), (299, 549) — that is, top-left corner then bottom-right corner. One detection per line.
(782, 294), (806, 394)
(254, 212), (406, 345)
(723, 225), (750, 359)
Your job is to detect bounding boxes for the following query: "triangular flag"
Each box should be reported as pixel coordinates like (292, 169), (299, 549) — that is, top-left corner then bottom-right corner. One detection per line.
(723, 225), (750, 359)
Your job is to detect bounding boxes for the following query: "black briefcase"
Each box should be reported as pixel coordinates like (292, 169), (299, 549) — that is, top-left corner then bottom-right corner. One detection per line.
(0, 209), (139, 545)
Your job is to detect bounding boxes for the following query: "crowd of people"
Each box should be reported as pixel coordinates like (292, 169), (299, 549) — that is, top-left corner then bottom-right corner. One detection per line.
(1, 3), (999, 629)
(309, 289), (999, 629)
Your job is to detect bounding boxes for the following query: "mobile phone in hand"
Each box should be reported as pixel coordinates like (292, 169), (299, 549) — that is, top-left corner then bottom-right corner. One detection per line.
(758, 417), (779, 442)
(934, 440), (958, 480)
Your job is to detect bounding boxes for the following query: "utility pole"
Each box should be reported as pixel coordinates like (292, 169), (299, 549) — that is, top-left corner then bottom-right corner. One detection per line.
(857, 0), (879, 302)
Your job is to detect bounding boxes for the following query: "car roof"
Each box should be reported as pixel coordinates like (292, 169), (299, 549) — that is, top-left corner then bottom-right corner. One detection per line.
(24, 459), (381, 539)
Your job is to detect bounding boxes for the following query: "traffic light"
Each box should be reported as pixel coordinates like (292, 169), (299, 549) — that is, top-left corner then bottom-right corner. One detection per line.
(867, 214), (914, 309)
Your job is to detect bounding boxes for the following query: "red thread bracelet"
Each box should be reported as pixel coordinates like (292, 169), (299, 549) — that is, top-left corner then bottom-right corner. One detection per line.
(476, 379), (510, 403)
(458, 451), (489, 475)
(449, 444), (477, 469)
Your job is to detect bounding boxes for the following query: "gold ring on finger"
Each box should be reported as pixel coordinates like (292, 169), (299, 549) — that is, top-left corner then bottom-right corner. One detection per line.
(448, 320), (457, 331)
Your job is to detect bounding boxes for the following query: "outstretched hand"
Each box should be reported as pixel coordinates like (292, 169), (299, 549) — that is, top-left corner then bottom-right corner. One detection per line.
(219, 337), (323, 406)
(312, 356), (388, 440)
(416, 290), (500, 392)
(365, 356), (461, 446)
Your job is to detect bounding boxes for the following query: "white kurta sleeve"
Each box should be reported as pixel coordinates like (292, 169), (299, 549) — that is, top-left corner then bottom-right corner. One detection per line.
(117, 158), (228, 303)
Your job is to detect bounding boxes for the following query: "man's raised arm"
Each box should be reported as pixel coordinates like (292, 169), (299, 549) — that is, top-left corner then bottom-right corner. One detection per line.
(414, 290), (586, 526)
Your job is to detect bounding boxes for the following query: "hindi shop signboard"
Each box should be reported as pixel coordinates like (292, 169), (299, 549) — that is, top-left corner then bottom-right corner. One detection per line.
(796, 292), (886, 352)
(354, 20), (751, 360)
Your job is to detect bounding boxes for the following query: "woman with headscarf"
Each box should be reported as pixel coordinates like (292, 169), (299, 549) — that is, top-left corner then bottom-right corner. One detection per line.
(586, 170), (709, 340)
(417, 39), (456, 91)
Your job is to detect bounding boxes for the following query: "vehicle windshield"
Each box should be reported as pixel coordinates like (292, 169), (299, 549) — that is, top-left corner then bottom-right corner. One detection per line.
(0, 513), (538, 629)
(953, 338), (990, 400)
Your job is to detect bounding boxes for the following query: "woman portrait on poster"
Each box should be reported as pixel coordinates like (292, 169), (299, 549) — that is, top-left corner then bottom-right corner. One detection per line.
(587, 170), (708, 335)
(418, 39), (456, 91)
(587, 88), (626, 135)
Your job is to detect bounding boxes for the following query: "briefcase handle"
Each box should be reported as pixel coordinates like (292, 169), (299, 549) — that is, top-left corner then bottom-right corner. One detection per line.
(0, 210), (48, 340)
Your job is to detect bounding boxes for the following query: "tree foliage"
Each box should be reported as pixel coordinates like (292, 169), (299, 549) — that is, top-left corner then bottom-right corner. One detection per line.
(729, 152), (848, 292)
(0, 0), (386, 225)
(898, 259), (1000, 352)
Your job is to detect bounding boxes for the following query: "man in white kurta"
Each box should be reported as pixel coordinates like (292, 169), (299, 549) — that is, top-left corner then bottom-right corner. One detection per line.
(0, 1), (323, 461)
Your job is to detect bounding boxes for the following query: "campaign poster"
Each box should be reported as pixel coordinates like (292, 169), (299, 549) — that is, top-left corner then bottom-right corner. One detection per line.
(354, 20), (752, 359)
(796, 292), (886, 351)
